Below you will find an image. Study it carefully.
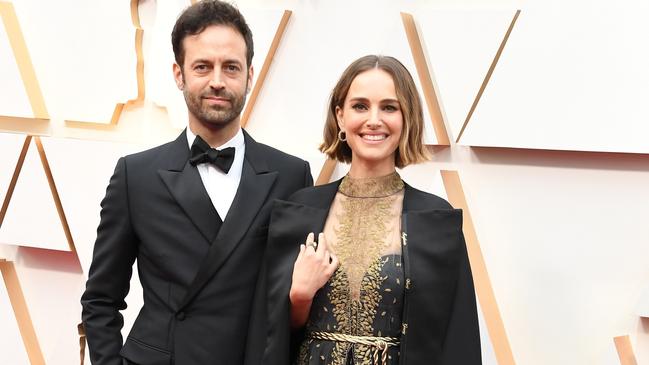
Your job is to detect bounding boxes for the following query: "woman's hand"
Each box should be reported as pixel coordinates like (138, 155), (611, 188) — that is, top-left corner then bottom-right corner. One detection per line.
(289, 232), (339, 328)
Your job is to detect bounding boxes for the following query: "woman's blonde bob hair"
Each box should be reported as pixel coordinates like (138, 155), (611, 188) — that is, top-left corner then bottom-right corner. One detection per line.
(320, 55), (430, 168)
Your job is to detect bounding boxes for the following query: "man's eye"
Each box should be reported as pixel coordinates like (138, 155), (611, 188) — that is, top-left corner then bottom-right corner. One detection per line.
(195, 65), (209, 72)
(226, 65), (240, 72)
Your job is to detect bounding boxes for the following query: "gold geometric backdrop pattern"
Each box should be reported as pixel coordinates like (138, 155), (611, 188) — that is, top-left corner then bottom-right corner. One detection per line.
(1, 1), (647, 364)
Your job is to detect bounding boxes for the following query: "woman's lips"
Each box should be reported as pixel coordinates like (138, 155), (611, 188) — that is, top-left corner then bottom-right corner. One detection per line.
(360, 133), (388, 142)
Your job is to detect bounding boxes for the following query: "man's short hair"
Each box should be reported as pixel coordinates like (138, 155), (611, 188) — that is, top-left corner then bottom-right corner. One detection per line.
(171, 0), (254, 69)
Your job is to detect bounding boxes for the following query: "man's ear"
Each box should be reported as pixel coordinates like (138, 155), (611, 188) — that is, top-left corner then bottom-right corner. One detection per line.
(246, 65), (254, 94)
(173, 63), (184, 90)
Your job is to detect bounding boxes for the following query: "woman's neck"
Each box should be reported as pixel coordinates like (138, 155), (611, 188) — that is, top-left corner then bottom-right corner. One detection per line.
(347, 160), (396, 179)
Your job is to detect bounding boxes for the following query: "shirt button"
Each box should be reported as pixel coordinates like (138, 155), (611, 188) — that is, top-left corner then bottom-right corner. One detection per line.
(176, 312), (186, 321)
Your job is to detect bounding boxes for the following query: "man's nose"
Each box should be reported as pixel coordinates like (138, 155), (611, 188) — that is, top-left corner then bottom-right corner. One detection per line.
(209, 70), (225, 89)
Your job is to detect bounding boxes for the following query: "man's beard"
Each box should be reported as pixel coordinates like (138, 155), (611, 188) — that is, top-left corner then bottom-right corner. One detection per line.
(184, 87), (247, 127)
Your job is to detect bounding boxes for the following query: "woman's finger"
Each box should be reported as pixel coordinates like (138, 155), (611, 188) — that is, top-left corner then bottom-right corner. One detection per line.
(305, 232), (316, 252)
(317, 232), (327, 252)
(296, 244), (305, 261)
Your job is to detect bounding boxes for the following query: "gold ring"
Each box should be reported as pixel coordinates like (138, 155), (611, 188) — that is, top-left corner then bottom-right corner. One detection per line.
(306, 242), (317, 249)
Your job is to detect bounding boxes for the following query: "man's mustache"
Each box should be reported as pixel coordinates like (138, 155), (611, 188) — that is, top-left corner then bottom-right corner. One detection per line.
(202, 89), (234, 100)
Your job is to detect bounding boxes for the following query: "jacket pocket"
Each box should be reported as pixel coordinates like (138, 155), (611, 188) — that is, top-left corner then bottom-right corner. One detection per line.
(120, 337), (171, 365)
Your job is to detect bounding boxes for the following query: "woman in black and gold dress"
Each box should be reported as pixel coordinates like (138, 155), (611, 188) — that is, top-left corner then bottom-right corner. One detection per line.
(260, 55), (481, 365)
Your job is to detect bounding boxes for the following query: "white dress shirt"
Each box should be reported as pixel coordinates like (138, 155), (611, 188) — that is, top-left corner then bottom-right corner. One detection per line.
(186, 127), (245, 220)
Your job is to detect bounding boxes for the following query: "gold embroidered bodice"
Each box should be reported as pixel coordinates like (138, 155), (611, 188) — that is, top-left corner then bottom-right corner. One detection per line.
(297, 172), (405, 365)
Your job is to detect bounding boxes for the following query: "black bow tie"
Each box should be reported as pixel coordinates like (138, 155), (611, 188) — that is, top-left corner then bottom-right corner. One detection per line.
(189, 135), (235, 173)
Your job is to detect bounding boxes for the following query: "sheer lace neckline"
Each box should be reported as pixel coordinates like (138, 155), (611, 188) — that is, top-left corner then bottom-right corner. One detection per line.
(338, 172), (404, 198)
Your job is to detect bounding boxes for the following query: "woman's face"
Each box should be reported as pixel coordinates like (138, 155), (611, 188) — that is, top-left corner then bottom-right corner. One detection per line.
(336, 68), (403, 175)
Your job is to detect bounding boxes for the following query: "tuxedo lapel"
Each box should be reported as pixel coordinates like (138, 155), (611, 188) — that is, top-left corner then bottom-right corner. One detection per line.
(158, 131), (221, 244)
(178, 131), (277, 310)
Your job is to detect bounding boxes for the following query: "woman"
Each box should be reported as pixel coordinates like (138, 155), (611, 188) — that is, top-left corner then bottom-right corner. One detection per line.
(262, 55), (481, 365)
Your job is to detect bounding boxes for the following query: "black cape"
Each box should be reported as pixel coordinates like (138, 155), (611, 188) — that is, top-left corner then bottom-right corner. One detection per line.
(245, 179), (482, 365)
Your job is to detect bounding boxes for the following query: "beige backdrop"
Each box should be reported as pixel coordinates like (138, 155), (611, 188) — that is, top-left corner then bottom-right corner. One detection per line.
(1, 0), (648, 364)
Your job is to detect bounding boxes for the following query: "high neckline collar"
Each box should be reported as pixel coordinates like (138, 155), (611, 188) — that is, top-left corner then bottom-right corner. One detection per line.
(339, 171), (404, 198)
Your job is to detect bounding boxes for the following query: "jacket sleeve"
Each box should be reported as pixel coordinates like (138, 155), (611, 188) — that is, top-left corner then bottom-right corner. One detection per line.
(440, 231), (482, 364)
(303, 161), (313, 188)
(81, 157), (138, 365)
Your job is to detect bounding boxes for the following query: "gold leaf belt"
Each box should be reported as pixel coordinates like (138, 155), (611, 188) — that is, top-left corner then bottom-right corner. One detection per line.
(308, 331), (400, 365)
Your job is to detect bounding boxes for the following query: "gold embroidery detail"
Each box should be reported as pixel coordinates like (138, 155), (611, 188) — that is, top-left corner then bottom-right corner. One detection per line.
(338, 172), (404, 198)
(333, 174), (403, 300)
(327, 258), (389, 365)
(297, 338), (312, 364)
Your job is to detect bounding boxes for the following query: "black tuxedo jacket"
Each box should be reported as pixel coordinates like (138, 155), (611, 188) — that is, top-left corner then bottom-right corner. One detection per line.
(257, 179), (481, 364)
(81, 130), (312, 365)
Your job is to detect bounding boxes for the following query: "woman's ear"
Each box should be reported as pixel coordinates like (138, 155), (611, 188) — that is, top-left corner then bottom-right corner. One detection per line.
(335, 106), (344, 130)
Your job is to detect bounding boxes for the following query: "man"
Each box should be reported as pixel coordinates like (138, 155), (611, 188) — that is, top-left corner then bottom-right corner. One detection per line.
(81, 1), (312, 364)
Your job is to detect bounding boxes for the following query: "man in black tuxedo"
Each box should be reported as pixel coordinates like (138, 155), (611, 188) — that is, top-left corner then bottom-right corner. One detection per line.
(81, 1), (312, 364)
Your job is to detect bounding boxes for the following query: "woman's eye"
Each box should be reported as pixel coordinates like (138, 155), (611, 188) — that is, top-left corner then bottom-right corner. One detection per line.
(352, 103), (368, 111)
(384, 104), (399, 112)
